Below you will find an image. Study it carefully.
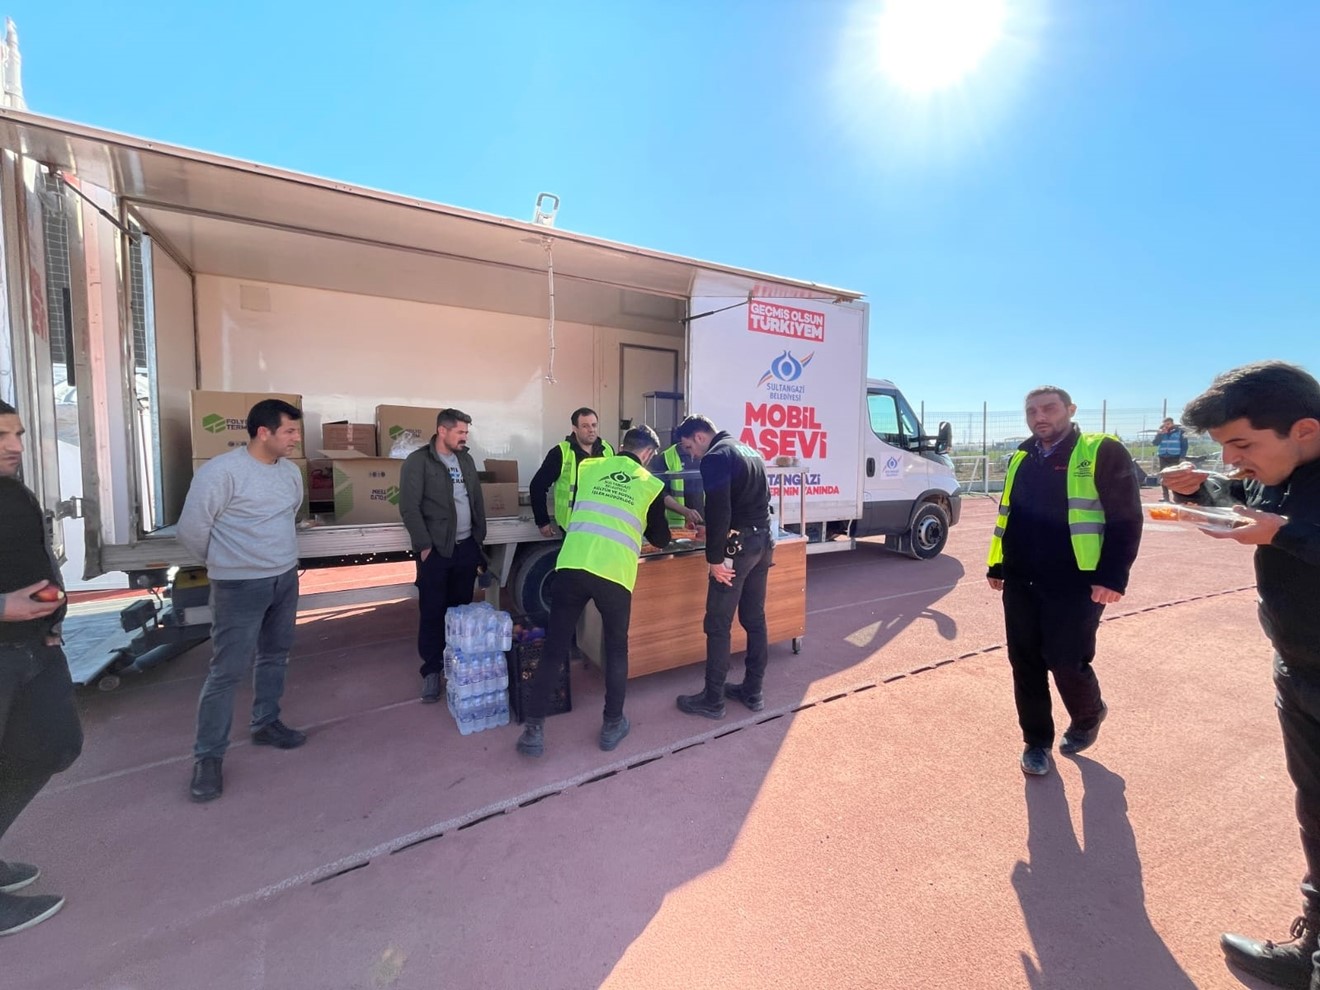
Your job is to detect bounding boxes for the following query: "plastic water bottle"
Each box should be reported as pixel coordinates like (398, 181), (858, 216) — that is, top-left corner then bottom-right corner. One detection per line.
(499, 613), (513, 651)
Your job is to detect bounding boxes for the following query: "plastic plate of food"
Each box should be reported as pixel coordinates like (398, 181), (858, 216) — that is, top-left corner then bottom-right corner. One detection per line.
(1145, 503), (1248, 530)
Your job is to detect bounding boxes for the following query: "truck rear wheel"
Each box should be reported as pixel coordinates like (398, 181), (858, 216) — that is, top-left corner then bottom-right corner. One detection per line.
(509, 543), (560, 623)
(889, 502), (950, 560)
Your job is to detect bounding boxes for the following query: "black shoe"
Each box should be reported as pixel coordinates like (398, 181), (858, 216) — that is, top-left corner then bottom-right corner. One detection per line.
(0, 861), (39, 894)
(1020, 746), (1051, 776)
(516, 719), (545, 758)
(421, 672), (442, 704)
(251, 720), (307, 749)
(190, 757), (223, 802)
(724, 682), (765, 712)
(0, 891), (64, 936)
(1060, 702), (1109, 756)
(599, 716), (630, 752)
(1222, 917), (1319, 990)
(677, 691), (725, 720)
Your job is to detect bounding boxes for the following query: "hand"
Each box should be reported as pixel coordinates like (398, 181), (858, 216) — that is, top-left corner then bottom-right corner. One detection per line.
(682, 507), (704, 526)
(1091, 585), (1123, 604)
(1200, 505), (1287, 545)
(419, 548), (432, 562)
(709, 562), (735, 586)
(987, 577), (1004, 591)
(0, 581), (64, 622)
(539, 524), (559, 538)
(1160, 464), (1209, 496)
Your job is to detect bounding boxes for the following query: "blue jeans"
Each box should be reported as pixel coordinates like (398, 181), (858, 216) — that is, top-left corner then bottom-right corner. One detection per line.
(703, 529), (775, 694)
(194, 567), (300, 760)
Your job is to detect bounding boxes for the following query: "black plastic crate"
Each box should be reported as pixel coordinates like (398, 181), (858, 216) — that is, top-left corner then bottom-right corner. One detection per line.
(507, 638), (572, 723)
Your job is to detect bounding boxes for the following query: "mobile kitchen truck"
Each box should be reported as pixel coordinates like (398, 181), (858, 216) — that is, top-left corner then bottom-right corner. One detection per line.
(0, 108), (959, 677)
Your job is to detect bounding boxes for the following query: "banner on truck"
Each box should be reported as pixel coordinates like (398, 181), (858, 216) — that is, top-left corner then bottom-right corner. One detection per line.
(687, 296), (865, 524)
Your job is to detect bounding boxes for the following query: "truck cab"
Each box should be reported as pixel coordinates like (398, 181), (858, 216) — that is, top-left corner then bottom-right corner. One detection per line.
(858, 379), (960, 558)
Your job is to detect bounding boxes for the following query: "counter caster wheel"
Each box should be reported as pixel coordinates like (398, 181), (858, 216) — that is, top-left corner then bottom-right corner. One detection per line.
(792, 637), (802, 655)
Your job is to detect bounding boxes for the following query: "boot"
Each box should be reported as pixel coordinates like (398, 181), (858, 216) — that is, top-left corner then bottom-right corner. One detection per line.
(1222, 915), (1319, 989)
(724, 681), (765, 712)
(189, 757), (223, 802)
(676, 687), (725, 720)
(516, 718), (545, 758)
(599, 715), (630, 752)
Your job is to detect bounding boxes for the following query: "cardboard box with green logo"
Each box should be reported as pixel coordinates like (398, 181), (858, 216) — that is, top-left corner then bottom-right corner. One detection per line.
(190, 390), (303, 459)
(375, 404), (441, 457)
(328, 451), (404, 524)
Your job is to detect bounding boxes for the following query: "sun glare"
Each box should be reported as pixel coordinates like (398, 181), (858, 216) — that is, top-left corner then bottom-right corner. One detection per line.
(876, 0), (1008, 93)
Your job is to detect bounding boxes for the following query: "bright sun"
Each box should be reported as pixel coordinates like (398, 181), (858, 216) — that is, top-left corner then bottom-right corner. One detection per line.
(875, 0), (1008, 93)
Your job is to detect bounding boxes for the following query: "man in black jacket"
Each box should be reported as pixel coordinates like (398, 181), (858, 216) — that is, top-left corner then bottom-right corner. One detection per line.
(528, 407), (614, 537)
(986, 386), (1143, 777)
(399, 408), (487, 703)
(1161, 362), (1320, 990)
(0, 400), (83, 936)
(673, 415), (774, 720)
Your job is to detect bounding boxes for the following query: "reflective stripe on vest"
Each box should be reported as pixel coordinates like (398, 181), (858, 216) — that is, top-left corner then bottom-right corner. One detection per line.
(663, 444), (686, 527)
(553, 438), (615, 527)
(986, 433), (1110, 572)
(557, 455), (664, 592)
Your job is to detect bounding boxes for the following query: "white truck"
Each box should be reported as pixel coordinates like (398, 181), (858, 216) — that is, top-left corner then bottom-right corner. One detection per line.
(0, 108), (959, 674)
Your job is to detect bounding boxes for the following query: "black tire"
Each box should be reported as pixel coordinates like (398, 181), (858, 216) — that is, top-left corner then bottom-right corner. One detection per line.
(509, 543), (561, 623)
(901, 502), (950, 560)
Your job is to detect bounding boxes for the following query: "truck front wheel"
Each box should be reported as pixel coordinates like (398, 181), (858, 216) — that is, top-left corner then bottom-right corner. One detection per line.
(896, 502), (950, 560)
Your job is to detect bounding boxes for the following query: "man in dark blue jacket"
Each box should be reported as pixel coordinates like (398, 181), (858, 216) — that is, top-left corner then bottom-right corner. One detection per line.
(673, 415), (774, 719)
(1163, 362), (1320, 990)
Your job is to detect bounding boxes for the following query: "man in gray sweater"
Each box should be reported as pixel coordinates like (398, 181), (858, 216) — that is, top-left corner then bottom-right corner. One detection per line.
(399, 408), (487, 703)
(178, 398), (307, 802)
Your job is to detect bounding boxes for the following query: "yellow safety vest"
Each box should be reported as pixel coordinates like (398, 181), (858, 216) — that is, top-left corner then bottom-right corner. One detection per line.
(662, 444), (686, 528)
(553, 438), (614, 527)
(987, 434), (1109, 572)
(557, 455), (664, 592)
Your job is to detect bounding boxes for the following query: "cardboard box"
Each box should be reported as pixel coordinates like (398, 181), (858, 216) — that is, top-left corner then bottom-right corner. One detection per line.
(375, 404), (441, 457)
(190, 390), (303, 459)
(331, 455), (404, 524)
(307, 458), (335, 504)
(191, 455), (309, 517)
(481, 482), (521, 517)
(483, 459), (519, 483)
(320, 422), (377, 456)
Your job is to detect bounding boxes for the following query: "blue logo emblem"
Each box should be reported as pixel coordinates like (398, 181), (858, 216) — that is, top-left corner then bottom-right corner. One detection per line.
(756, 349), (815, 388)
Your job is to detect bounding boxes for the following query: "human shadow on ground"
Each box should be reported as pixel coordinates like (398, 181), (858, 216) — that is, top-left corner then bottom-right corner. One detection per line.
(1013, 756), (1196, 989)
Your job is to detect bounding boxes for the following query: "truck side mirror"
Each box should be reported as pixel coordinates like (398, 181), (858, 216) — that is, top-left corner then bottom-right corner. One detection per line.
(936, 422), (953, 455)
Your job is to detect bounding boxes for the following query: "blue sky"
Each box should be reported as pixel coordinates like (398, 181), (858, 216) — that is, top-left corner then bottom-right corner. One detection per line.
(7, 0), (1317, 413)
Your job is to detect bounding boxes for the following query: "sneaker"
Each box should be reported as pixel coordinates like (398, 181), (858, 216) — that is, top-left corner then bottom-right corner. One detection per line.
(190, 757), (223, 802)
(1221, 917), (1319, 989)
(420, 672), (442, 704)
(251, 720), (307, 749)
(0, 891), (64, 936)
(676, 691), (726, 720)
(724, 682), (765, 712)
(1060, 702), (1109, 756)
(516, 719), (545, 758)
(1020, 746), (1051, 776)
(599, 716), (630, 752)
(0, 861), (39, 894)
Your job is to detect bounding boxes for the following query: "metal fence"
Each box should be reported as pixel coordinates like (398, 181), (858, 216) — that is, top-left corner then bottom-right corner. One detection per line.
(917, 401), (1222, 492)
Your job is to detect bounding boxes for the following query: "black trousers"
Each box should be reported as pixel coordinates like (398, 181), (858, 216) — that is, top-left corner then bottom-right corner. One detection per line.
(1273, 652), (1320, 918)
(703, 529), (774, 695)
(0, 644), (83, 845)
(1157, 454), (1182, 500)
(415, 537), (483, 677)
(1002, 579), (1106, 748)
(526, 569), (631, 722)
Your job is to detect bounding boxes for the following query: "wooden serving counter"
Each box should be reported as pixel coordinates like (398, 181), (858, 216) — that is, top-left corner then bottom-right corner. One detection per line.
(576, 536), (807, 679)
